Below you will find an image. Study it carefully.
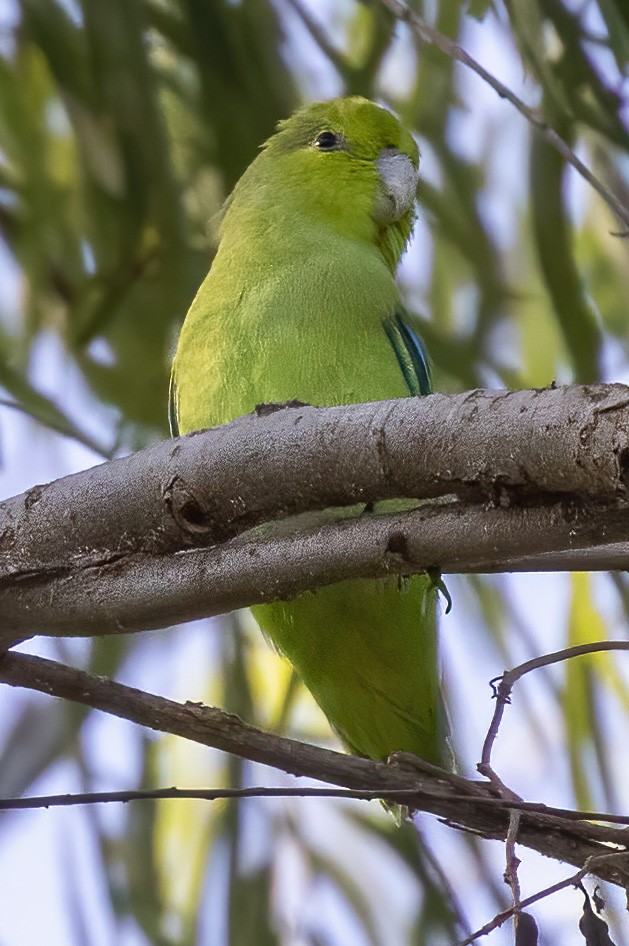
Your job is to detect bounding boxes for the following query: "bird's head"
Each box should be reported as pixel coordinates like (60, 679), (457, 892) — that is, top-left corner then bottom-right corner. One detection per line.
(225, 96), (420, 269)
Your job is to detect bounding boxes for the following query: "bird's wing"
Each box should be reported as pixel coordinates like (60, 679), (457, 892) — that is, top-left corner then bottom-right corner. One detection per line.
(168, 369), (180, 436)
(383, 308), (432, 397)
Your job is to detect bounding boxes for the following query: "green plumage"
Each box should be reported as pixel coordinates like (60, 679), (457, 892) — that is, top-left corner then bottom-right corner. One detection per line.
(171, 96), (444, 763)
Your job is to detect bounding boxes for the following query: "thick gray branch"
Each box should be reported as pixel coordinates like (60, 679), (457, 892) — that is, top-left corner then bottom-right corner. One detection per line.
(2, 384), (629, 640)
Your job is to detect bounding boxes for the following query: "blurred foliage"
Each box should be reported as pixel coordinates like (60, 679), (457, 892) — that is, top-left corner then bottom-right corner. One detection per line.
(0, 0), (628, 944)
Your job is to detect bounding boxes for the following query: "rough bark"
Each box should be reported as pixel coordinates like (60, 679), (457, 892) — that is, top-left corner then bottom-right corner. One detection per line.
(2, 384), (629, 641)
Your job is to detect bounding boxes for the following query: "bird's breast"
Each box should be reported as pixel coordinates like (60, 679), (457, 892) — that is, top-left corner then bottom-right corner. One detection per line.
(174, 242), (409, 432)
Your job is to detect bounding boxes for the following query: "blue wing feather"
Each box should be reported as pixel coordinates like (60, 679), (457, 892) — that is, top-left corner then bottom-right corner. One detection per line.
(168, 371), (180, 436)
(383, 310), (432, 397)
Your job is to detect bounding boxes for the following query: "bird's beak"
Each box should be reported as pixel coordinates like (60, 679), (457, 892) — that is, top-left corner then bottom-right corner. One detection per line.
(374, 149), (418, 223)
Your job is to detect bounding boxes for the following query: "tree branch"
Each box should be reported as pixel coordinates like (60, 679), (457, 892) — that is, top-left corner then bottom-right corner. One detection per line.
(480, 642), (629, 788)
(2, 385), (629, 641)
(378, 0), (629, 231)
(1, 651), (628, 890)
(460, 852), (627, 945)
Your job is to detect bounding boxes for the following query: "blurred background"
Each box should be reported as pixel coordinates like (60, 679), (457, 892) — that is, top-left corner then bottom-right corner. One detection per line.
(0, 0), (628, 943)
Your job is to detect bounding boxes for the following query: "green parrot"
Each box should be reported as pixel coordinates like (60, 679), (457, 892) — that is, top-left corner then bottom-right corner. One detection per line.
(170, 96), (444, 764)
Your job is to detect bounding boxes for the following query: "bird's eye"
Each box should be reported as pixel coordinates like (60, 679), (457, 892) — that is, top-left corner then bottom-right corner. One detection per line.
(313, 131), (342, 151)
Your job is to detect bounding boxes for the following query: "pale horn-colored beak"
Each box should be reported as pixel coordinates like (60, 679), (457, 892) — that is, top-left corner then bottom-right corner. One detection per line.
(374, 148), (418, 223)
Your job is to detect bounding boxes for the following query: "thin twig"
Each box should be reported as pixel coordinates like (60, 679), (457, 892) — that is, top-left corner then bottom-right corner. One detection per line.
(504, 809), (522, 910)
(379, 0), (629, 230)
(0, 785), (414, 811)
(4, 781), (629, 832)
(501, 641), (629, 686)
(479, 642), (629, 780)
(459, 851), (629, 945)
